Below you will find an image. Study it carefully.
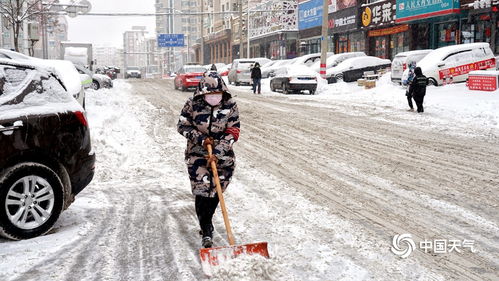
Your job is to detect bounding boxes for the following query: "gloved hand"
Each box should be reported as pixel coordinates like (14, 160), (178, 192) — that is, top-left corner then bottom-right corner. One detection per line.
(203, 137), (214, 151)
(205, 154), (218, 167)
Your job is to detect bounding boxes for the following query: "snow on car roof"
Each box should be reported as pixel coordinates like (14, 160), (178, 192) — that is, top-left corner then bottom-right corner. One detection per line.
(394, 50), (432, 58)
(278, 64), (319, 77)
(0, 59), (82, 120)
(0, 52), (82, 96)
(327, 56), (391, 75)
(418, 43), (491, 70)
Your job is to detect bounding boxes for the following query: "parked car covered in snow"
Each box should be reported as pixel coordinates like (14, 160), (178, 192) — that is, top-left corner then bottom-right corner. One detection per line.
(74, 64), (113, 90)
(402, 43), (496, 86)
(270, 65), (318, 95)
(174, 65), (207, 91)
(0, 59), (95, 240)
(391, 50), (432, 84)
(310, 52), (366, 73)
(291, 52), (335, 68)
(0, 49), (86, 108)
(326, 56), (391, 83)
(260, 60), (278, 78)
(228, 58), (271, 85)
(266, 59), (294, 78)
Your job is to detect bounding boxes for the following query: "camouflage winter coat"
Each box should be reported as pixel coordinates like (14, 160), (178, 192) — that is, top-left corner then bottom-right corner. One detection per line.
(177, 74), (240, 198)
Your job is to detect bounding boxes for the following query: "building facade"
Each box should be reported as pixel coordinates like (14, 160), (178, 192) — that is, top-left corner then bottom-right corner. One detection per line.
(123, 26), (148, 72)
(248, 0), (299, 59)
(155, 0), (202, 71)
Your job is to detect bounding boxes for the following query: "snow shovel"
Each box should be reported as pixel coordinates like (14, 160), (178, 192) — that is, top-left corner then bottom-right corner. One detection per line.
(199, 144), (269, 275)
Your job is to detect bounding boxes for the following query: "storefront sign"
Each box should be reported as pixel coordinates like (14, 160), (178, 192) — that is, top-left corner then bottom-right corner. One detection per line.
(368, 24), (409, 37)
(298, 0), (324, 30)
(328, 7), (357, 33)
(468, 74), (498, 91)
(396, 0), (460, 23)
(361, 0), (396, 28)
(438, 59), (496, 80)
(337, 0), (357, 10)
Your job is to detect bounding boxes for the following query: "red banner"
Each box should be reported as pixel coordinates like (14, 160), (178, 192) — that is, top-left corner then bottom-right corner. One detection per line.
(468, 75), (498, 91)
(438, 58), (496, 80)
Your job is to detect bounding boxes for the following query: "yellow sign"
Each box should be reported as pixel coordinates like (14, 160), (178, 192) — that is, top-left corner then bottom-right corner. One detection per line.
(362, 7), (372, 27)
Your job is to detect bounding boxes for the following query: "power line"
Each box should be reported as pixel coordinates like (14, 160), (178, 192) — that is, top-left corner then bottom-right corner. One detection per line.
(45, 9), (292, 17)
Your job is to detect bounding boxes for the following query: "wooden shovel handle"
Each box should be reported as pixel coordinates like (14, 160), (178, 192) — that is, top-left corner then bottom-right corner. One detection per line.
(207, 144), (235, 246)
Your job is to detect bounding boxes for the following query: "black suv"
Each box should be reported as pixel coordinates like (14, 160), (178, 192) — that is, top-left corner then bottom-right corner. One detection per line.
(0, 59), (95, 240)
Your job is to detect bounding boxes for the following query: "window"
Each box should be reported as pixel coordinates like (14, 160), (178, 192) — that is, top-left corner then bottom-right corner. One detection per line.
(0, 65), (30, 97)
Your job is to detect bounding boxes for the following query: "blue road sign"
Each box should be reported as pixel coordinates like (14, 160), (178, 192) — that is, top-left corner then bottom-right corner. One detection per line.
(158, 34), (185, 47)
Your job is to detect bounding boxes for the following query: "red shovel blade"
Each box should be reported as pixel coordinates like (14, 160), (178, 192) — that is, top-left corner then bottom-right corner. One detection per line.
(200, 242), (269, 276)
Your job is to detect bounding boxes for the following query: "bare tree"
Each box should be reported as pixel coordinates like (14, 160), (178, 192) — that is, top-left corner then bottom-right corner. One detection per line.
(0, 0), (56, 52)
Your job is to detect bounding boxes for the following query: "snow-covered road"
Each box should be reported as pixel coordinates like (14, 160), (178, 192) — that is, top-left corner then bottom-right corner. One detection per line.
(1, 78), (498, 281)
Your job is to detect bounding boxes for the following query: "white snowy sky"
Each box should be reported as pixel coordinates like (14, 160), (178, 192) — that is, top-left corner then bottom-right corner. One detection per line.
(66, 0), (156, 48)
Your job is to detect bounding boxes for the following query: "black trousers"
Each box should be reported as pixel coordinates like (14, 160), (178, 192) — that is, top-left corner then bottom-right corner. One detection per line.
(195, 195), (219, 236)
(413, 95), (424, 112)
(407, 95), (414, 109)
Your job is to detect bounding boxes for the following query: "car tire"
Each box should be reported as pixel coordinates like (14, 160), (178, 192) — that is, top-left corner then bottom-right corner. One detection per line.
(174, 81), (178, 90)
(91, 80), (100, 90)
(235, 81), (240, 86)
(181, 85), (187, 92)
(270, 83), (275, 92)
(310, 90), (316, 95)
(282, 83), (289, 95)
(0, 163), (64, 240)
(428, 77), (438, 86)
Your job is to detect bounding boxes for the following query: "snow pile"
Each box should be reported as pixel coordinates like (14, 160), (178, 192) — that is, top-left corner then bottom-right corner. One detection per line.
(211, 255), (286, 281)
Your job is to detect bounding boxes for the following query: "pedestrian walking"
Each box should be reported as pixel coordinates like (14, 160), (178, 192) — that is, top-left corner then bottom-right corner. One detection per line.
(177, 71), (240, 248)
(407, 67), (428, 113)
(405, 61), (417, 111)
(251, 62), (262, 94)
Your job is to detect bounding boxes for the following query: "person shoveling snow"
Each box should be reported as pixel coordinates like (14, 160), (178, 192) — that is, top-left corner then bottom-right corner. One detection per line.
(177, 72), (269, 275)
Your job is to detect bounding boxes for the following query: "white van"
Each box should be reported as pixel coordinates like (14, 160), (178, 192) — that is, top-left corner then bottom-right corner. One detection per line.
(391, 50), (431, 84)
(408, 43), (496, 86)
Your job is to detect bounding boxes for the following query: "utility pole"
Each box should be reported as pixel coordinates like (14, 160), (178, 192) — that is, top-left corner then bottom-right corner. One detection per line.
(238, 0), (243, 58)
(246, 0), (250, 59)
(319, 0), (328, 79)
(200, 0), (204, 64)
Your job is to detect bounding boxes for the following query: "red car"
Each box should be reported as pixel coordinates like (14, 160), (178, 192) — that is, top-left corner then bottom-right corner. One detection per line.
(174, 65), (207, 91)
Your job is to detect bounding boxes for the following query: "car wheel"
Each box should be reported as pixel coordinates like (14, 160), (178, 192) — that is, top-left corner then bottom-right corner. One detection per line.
(310, 90), (316, 95)
(181, 85), (187, 92)
(428, 77), (438, 86)
(91, 80), (100, 90)
(270, 82), (275, 92)
(0, 163), (64, 240)
(174, 81), (178, 90)
(235, 81), (240, 86)
(282, 83), (289, 95)
(335, 73), (343, 81)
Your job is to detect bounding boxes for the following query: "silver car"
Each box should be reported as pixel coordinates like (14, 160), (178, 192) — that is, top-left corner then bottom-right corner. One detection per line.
(228, 58), (271, 86)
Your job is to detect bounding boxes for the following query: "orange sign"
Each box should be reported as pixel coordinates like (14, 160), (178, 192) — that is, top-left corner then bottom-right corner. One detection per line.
(368, 25), (409, 37)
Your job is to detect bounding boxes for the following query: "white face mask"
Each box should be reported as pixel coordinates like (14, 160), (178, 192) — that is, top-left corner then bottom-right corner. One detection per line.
(204, 94), (223, 106)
